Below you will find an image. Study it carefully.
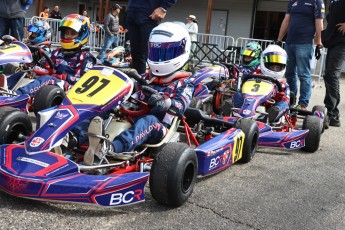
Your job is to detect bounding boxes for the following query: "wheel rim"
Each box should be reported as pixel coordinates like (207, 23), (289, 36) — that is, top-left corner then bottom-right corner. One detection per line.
(182, 162), (195, 193)
(7, 123), (29, 143)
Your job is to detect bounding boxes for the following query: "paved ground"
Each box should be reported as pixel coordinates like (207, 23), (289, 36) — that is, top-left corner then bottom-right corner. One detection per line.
(0, 76), (344, 230)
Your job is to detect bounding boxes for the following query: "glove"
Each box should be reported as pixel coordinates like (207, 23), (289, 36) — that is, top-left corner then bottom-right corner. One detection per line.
(315, 45), (323, 60)
(147, 93), (171, 112)
(274, 40), (284, 48)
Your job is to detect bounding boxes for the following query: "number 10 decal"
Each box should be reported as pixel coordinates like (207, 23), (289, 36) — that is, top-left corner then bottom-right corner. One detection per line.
(75, 76), (110, 97)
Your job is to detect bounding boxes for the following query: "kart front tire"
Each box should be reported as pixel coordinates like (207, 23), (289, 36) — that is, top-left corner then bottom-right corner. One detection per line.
(33, 85), (65, 115)
(0, 106), (32, 144)
(312, 105), (329, 132)
(301, 115), (322, 153)
(235, 118), (259, 163)
(150, 142), (198, 207)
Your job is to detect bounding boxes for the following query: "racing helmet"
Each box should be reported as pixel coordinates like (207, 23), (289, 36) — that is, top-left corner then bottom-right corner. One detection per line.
(261, 44), (287, 79)
(241, 42), (262, 67)
(59, 14), (90, 50)
(27, 20), (51, 44)
(148, 22), (191, 76)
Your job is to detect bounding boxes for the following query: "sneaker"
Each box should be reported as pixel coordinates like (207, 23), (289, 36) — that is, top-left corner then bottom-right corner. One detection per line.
(295, 104), (307, 110)
(267, 106), (280, 123)
(329, 116), (341, 127)
(84, 116), (104, 166)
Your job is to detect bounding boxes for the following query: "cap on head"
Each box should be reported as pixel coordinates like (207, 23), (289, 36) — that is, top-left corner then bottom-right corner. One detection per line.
(186, 15), (196, 20)
(111, 4), (122, 10)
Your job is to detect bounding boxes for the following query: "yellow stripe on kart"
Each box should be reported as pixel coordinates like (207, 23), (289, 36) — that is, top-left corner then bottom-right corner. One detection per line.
(0, 44), (27, 53)
(242, 80), (275, 96)
(67, 69), (127, 105)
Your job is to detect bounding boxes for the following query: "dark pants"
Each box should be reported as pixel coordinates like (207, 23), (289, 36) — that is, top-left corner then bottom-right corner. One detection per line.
(126, 12), (158, 75)
(0, 17), (24, 41)
(323, 43), (345, 118)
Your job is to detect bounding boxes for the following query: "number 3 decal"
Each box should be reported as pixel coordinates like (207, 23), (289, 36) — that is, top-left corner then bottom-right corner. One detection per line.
(251, 83), (260, 92)
(75, 76), (110, 97)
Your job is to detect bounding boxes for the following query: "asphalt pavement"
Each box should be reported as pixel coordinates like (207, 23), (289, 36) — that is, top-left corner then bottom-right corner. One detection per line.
(0, 76), (344, 230)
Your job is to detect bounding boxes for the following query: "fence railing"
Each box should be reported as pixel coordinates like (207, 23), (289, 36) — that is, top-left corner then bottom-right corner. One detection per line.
(24, 17), (326, 83)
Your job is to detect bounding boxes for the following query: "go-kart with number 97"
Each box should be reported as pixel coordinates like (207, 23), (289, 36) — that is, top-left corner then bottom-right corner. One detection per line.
(0, 66), (259, 207)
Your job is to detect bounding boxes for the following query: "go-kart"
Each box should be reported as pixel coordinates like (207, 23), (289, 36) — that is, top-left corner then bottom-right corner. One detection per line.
(0, 38), (64, 144)
(0, 66), (259, 207)
(223, 74), (327, 153)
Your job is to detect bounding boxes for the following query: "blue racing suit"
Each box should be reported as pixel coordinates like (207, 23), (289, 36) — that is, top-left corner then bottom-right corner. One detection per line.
(112, 76), (194, 153)
(13, 47), (96, 96)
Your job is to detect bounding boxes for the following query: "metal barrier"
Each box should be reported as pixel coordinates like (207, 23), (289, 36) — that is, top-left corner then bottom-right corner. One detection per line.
(25, 17), (126, 52)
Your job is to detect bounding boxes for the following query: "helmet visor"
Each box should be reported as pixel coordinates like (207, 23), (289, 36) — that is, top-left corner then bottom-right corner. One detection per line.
(149, 40), (186, 62)
(241, 49), (257, 57)
(263, 52), (287, 65)
(28, 25), (44, 34)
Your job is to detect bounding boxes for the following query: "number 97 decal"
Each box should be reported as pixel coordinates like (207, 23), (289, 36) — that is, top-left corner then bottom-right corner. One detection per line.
(75, 76), (110, 97)
(232, 132), (245, 163)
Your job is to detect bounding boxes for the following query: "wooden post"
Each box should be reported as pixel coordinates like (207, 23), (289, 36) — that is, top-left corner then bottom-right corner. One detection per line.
(105, 0), (110, 16)
(205, 0), (213, 34)
(98, 0), (104, 23)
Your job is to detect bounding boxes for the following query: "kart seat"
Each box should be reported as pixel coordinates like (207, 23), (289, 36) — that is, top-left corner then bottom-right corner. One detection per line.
(184, 108), (234, 129)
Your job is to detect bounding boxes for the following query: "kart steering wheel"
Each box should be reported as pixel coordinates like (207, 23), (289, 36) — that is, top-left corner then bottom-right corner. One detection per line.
(241, 74), (284, 92)
(28, 45), (54, 75)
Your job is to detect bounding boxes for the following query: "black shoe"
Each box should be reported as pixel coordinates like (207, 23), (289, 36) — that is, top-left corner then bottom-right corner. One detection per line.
(329, 116), (341, 127)
(267, 106), (280, 123)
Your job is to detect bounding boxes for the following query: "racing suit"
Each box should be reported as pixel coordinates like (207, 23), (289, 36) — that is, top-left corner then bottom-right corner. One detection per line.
(12, 47), (96, 96)
(232, 65), (290, 122)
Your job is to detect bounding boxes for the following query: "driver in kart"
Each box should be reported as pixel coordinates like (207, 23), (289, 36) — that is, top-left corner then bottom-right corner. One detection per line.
(70, 22), (194, 165)
(233, 43), (290, 123)
(12, 14), (96, 96)
(25, 20), (52, 50)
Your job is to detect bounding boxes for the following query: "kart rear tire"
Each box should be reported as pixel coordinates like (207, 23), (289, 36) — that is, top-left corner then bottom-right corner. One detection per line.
(33, 85), (65, 115)
(0, 106), (32, 144)
(312, 105), (329, 132)
(235, 118), (259, 163)
(301, 115), (322, 153)
(150, 142), (197, 207)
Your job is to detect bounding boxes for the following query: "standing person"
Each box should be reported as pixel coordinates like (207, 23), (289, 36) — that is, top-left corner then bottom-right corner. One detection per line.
(96, 4), (122, 59)
(277, 0), (325, 110)
(322, 0), (345, 127)
(185, 15), (198, 53)
(39, 6), (49, 19)
(126, 0), (177, 76)
(49, 5), (62, 19)
(0, 0), (27, 41)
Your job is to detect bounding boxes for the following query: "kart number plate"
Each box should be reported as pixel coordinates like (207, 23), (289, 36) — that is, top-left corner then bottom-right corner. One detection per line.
(242, 80), (274, 96)
(67, 68), (128, 105)
(232, 131), (245, 163)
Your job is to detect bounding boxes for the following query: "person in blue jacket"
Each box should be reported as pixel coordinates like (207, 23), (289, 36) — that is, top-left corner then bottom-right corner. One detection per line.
(126, 0), (177, 76)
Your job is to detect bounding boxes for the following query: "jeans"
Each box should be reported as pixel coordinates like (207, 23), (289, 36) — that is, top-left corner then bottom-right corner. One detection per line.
(0, 17), (24, 41)
(98, 34), (119, 58)
(285, 43), (313, 107)
(126, 13), (158, 75)
(323, 43), (345, 118)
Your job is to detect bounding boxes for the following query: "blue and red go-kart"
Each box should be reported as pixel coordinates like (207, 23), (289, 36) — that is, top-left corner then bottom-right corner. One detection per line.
(0, 38), (63, 145)
(223, 74), (327, 153)
(0, 65), (258, 207)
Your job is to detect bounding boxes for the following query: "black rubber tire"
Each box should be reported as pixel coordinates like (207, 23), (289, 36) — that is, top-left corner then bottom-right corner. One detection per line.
(235, 118), (259, 163)
(3, 63), (19, 75)
(33, 85), (65, 115)
(312, 105), (329, 132)
(150, 142), (198, 207)
(301, 115), (322, 153)
(0, 106), (32, 144)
